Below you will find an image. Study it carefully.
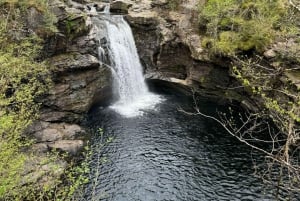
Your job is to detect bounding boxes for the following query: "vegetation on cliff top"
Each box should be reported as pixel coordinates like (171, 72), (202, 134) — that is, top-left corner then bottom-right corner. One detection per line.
(199, 0), (299, 56)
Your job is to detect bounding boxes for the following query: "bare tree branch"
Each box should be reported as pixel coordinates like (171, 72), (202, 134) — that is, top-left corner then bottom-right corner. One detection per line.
(289, 0), (300, 12)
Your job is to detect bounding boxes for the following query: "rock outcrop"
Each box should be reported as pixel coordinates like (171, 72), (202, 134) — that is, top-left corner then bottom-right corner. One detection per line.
(123, 0), (300, 129)
(122, 0), (245, 104)
(27, 0), (111, 155)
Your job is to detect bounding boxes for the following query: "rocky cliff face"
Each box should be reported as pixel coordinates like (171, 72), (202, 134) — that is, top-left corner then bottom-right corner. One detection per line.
(122, 0), (299, 109)
(27, 0), (111, 155)
(28, 0), (249, 156)
(21, 0), (299, 190)
(28, 0), (300, 155)
(121, 0), (246, 104)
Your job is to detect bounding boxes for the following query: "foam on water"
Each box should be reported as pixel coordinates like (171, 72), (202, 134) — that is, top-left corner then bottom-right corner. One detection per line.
(110, 93), (161, 117)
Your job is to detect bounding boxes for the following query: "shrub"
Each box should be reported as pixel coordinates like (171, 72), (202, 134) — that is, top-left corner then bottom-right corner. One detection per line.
(199, 0), (297, 56)
(0, 1), (51, 198)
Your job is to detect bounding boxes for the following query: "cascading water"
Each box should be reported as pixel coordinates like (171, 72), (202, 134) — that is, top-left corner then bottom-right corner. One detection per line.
(91, 6), (162, 117)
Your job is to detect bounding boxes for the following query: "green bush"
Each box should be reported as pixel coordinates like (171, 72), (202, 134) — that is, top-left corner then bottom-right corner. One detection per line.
(0, 1), (91, 199)
(199, 0), (297, 56)
(0, 1), (52, 198)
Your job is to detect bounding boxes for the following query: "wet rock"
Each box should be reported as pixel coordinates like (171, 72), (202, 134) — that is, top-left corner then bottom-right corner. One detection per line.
(125, 0), (233, 100)
(41, 0), (112, 123)
(67, 0), (86, 10)
(72, 0), (91, 3)
(156, 42), (191, 79)
(127, 14), (160, 72)
(20, 0), (113, 191)
(145, 72), (170, 81)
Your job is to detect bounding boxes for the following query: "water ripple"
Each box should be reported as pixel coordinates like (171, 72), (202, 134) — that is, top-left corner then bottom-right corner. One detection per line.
(85, 94), (276, 201)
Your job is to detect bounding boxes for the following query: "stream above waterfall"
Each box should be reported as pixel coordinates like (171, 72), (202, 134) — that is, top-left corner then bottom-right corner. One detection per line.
(83, 87), (280, 201)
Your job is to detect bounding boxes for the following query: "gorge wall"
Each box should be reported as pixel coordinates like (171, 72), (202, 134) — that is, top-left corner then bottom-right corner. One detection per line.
(30, 0), (241, 157)
(27, 0), (295, 153)
(125, 0), (252, 104)
(23, 0), (299, 183)
(27, 0), (112, 155)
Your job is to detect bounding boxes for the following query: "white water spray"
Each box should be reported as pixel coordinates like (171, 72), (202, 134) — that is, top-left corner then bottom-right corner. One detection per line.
(92, 7), (162, 117)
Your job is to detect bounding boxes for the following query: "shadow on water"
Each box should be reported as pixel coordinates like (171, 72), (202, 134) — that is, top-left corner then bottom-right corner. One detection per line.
(83, 84), (284, 201)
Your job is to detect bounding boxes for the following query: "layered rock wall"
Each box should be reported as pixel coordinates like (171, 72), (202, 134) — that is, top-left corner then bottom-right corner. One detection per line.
(124, 0), (245, 103)
(28, 0), (299, 154)
(27, 0), (111, 155)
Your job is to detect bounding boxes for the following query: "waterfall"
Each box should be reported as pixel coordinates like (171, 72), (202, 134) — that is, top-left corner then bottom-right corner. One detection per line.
(92, 7), (162, 117)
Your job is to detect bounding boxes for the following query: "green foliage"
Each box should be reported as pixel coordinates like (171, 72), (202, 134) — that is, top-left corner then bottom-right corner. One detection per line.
(0, 1), (52, 199)
(232, 58), (300, 132)
(0, 0), (58, 34)
(0, 1), (98, 200)
(0, 0), (52, 13)
(44, 148), (91, 201)
(199, 0), (298, 55)
(8, 147), (91, 201)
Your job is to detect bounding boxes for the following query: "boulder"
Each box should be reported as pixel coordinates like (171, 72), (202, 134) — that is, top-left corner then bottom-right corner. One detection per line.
(44, 66), (110, 116)
(26, 7), (45, 33)
(110, 1), (132, 14)
(27, 121), (86, 143)
(27, 121), (87, 155)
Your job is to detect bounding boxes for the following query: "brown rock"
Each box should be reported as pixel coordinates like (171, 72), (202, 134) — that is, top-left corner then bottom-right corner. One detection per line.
(48, 53), (100, 73)
(48, 140), (84, 155)
(45, 67), (110, 114)
(110, 1), (132, 14)
(28, 121), (86, 144)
